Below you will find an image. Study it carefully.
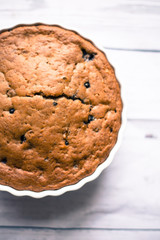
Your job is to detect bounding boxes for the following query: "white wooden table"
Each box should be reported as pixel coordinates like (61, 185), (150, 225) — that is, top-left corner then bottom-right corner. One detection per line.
(0, 0), (160, 239)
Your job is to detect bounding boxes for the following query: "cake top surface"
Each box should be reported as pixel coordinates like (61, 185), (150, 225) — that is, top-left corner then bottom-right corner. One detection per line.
(0, 24), (122, 191)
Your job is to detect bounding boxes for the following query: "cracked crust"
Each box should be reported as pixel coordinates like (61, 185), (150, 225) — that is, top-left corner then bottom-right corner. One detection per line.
(0, 24), (122, 191)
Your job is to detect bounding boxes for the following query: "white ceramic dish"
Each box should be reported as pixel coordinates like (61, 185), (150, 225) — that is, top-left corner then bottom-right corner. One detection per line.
(0, 24), (126, 198)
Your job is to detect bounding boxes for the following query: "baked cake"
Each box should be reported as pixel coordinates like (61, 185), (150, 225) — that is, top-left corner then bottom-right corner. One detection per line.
(0, 24), (122, 191)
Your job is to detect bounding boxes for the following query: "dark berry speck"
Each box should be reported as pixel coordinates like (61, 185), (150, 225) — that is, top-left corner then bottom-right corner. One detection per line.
(1, 157), (7, 164)
(84, 82), (90, 88)
(53, 102), (58, 106)
(21, 135), (26, 143)
(9, 108), (15, 114)
(88, 115), (94, 122)
(71, 94), (76, 100)
(82, 48), (87, 59)
(89, 53), (95, 60)
(84, 115), (95, 124)
(81, 48), (96, 61)
(110, 127), (113, 132)
(65, 140), (69, 145)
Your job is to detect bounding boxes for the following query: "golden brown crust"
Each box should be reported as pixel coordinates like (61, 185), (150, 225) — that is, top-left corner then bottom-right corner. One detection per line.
(0, 24), (122, 191)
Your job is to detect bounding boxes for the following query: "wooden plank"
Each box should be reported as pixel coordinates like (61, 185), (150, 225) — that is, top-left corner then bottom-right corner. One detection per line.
(0, 0), (160, 50)
(0, 228), (160, 240)
(0, 120), (159, 229)
(106, 50), (160, 120)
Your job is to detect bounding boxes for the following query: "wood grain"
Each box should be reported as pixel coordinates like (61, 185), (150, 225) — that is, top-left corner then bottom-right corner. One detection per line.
(106, 50), (160, 119)
(0, 228), (160, 240)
